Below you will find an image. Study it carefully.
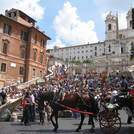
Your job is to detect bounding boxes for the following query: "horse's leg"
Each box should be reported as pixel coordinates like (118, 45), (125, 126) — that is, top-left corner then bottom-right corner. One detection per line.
(54, 111), (59, 131)
(75, 113), (85, 132)
(88, 115), (92, 125)
(90, 115), (95, 132)
(50, 110), (57, 131)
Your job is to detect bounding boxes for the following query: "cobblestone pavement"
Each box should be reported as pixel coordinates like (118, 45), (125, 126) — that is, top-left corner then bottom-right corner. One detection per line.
(0, 110), (134, 134)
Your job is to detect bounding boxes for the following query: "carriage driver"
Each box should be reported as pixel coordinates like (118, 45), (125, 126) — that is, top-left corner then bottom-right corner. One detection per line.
(107, 75), (128, 109)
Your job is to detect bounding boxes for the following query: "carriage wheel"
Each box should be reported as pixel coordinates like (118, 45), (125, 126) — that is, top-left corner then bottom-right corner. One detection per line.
(98, 110), (107, 120)
(99, 112), (121, 134)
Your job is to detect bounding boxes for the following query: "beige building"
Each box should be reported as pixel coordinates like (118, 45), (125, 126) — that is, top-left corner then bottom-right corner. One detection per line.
(0, 8), (51, 88)
(50, 8), (134, 65)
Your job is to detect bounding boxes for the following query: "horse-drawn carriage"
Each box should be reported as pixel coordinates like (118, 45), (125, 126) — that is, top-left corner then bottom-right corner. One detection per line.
(98, 87), (134, 134)
(38, 88), (134, 134)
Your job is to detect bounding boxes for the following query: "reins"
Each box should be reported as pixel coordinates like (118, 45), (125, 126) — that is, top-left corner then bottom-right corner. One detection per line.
(54, 101), (95, 115)
(76, 92), (91, 108)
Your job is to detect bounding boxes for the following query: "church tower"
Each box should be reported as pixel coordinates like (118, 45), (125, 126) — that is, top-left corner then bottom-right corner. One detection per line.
(126, 8), (133, 29)
(105, 11), (117, 41)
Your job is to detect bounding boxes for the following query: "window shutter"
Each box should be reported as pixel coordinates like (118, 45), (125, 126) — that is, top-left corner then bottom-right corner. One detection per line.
(9, 25), (11, 34)
(4, 24), (6, 33)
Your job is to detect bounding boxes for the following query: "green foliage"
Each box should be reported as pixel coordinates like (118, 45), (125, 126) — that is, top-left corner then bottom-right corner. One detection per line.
(46, 49), (50, 53)
(82, 59), (92, 63)
(70, 60), (81, 63)
(70, 59), (92, 63)
(130, 57), (134, 60)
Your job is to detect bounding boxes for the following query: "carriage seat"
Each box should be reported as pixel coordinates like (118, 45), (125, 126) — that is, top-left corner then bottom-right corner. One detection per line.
(118, 89), (131, 98)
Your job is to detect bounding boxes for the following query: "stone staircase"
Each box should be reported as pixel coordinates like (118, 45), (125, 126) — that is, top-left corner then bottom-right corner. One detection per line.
(16, 66), (54, 90)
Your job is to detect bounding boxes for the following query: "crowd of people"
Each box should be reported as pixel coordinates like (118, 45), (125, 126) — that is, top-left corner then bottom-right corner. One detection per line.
(1, 65), (134, 125)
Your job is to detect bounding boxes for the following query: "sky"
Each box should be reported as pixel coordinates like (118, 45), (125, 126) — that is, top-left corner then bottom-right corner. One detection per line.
(0, 0), (134, 49)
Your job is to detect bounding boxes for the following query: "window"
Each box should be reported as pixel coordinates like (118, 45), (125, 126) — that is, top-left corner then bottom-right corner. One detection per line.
(86, 56), (88, 59)
(121, 47), (124, 54)
(41, 39), (45, 48)
(32, 69), (35, 76)
(108, 44), (111, 52)
(28, 19), (33, 24)
(19, 67), (24, 75)
(95, 46), (97, 50)
(82, 51), (84, 53)
(35, 35), (37, 44)
(3, 43), (8, 54)
(1, 63), (6, 72)
(86, 50), (88, 53)
(8, 13), (11, 17)
(21, 31), (27, 41)
(14, 12), (16, 17)
(78, 57), (79, 59)
(40, 55), (43, 64)
(95, 52), (97, 56)
(20, 13), (25, 20)
(21, 49), (25, 59)
(82, 56), (83, 59)
(4, 24), (11, 34)
(108, 24), (111, 31)
(33, 51), (36, 61)
(40, 71), (42, 77)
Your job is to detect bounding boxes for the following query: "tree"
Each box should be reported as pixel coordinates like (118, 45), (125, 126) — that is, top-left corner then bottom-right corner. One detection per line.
(70, 60), (81, 63)
(82, 59), (92, 63)
(46, 49), (50, 53)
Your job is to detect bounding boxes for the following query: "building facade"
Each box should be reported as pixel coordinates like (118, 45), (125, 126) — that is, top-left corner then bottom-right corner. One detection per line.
(50, 8), (134, 64)
(0, 8), (51, 88)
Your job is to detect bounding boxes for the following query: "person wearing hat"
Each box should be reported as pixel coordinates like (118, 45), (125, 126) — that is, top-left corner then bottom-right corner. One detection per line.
(107, 75), (128, 108)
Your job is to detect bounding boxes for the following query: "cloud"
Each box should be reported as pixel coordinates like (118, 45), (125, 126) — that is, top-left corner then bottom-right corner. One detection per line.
(118, 12), (127, 29)
(94, 0), (133, 12)
(47, 37), (66, 49)
(0, 0), (44, 20)
(53, 1), (98, 46)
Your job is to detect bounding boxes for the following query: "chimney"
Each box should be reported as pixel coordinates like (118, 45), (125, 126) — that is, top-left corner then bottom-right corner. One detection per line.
(42, 31), (45, 34)
(36, 26), (39, 30)
(5, 9), (8, 16)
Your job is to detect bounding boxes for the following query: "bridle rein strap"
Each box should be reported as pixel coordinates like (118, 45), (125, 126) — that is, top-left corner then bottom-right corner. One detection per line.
(76, 92), (90, 108)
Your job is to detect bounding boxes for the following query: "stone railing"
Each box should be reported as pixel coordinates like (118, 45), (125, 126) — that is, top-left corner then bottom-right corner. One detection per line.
(12, 66), (55, 90)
